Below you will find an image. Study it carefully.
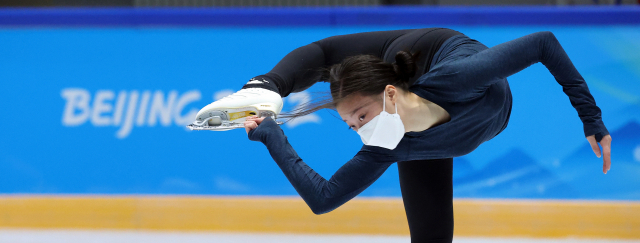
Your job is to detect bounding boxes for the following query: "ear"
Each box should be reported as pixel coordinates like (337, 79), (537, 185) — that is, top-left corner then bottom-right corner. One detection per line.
(385, 85), (397, 103)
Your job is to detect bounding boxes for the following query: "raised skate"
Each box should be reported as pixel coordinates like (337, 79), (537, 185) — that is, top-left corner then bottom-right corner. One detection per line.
(187, 87), (284, 131)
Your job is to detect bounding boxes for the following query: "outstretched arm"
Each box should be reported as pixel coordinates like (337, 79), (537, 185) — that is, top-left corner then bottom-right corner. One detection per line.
(244, 116), (394, 214)
(439, 32), (608, 139)
(437, 31), (611, 171)
(250, 29), (414, 97)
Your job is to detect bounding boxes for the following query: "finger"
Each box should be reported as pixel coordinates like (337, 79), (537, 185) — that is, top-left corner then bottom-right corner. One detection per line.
(244, 121), (257, 134)
(586, 135), (601, 158)
(244, 121), (251, 134)
(602, 135), (612, 174)
(254, 117), (266, 125)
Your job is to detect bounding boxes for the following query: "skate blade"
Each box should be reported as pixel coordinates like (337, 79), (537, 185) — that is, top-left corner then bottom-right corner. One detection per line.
(190, 108), (282, 131)
(187, 118), (284, 131)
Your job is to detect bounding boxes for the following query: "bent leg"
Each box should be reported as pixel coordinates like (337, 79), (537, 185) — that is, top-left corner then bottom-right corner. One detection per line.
(398, 158), (454, 243)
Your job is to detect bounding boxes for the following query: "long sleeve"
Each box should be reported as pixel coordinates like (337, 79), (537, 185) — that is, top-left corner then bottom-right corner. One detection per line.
(248, 117), (394, 214)
(425, 31), (608, 141)
(251, 29), (414, 97)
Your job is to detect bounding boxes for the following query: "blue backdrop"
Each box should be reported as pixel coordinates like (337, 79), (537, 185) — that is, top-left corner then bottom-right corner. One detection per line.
(1, 8), (639, 200)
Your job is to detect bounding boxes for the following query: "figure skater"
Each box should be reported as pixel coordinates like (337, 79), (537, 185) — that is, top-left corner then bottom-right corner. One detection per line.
(194, 28), (612, 242)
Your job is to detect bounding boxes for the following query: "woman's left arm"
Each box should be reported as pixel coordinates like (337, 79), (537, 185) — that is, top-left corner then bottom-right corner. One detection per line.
(441, 31), (611, 172)
(243, 116), (395, 214)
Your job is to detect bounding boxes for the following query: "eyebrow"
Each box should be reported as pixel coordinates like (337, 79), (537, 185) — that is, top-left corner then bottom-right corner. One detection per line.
(342, 104), (367, 122)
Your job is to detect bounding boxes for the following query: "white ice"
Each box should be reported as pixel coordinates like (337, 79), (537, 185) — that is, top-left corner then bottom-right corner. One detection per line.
(0, 229), (638, 243)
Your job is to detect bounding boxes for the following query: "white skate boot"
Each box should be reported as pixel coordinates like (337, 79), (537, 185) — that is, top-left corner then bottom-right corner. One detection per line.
(187, 87), (284, 131)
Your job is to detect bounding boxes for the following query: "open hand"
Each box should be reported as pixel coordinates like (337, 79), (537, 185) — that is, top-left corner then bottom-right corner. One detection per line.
(586, 134), (612, 174)
(244, 116), (266, 134)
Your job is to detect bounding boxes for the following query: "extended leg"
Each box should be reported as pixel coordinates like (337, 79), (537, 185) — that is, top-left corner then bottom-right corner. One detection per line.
(243, 28), (432, 97)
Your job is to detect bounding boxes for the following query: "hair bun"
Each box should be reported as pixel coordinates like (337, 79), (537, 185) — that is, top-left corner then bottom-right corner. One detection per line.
(392, 50), (418, 82)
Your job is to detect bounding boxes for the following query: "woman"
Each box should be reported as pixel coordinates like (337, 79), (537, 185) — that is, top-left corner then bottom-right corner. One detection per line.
(238, 28), (612, 242)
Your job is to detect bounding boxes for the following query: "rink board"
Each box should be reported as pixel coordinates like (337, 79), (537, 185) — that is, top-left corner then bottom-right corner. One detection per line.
(1, 196), (639, 239)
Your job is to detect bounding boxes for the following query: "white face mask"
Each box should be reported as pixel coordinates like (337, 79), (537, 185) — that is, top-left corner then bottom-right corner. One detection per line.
(356, 91), (406, 150)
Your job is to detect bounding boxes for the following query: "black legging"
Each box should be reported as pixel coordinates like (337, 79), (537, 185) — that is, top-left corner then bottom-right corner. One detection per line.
(245, 28), (462, 97)
(398, 158), (454, 243)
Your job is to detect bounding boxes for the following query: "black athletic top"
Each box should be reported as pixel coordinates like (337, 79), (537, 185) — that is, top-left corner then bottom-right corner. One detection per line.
(247, 29), (609, 215)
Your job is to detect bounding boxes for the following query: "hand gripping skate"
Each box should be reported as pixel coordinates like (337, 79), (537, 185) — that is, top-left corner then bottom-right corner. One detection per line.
(187, 88), (284, 131)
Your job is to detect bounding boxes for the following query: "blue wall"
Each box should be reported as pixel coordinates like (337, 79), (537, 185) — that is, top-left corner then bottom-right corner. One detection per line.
(1, 8), (639, 200)
(1, 7), (640, 26)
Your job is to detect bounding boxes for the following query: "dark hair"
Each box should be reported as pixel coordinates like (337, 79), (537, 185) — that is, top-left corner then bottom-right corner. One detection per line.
(279, 50), (419, 122)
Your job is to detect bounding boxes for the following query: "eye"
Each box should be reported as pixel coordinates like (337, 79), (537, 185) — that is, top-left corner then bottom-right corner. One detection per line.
(347, 115), (365, 130)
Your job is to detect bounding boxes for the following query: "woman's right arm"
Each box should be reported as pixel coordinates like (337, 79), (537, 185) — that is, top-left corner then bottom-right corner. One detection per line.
(246, 116), (394, 215)
(425, 31), (611, 172)
(251, 29), (414, 97)
(425, 31), (609, 142)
